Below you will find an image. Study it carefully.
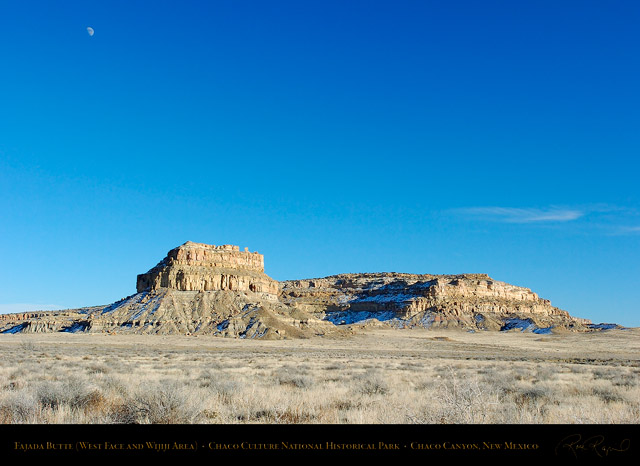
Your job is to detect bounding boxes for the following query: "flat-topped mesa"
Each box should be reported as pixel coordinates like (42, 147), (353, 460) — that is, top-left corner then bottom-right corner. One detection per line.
(136, 241), (278, 294)
(166, 241), (265, 271)
(280, 273), (591, 328)
(0, 245), (604, 336)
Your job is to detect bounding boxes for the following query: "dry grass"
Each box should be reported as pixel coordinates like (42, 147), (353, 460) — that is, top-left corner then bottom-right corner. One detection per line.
(0, 328), (638, 424)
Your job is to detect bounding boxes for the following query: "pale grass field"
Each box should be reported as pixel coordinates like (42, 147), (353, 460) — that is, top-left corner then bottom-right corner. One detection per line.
(0, 328), (638, 424)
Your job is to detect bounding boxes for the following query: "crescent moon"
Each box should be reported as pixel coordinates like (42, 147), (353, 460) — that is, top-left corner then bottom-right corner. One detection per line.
(87, 27), (94, 36)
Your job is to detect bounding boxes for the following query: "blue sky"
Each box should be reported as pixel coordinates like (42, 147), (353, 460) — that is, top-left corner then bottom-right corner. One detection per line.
(1, 0), (638, 326)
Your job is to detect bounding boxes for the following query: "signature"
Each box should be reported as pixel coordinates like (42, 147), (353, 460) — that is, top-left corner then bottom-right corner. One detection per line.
(555, 434), (631, 458)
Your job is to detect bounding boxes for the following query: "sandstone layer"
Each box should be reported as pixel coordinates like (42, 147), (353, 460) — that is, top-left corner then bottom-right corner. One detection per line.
(136, 242), (279, 295)
(280, 273), (593, 333)
(0, 242), (614, 339)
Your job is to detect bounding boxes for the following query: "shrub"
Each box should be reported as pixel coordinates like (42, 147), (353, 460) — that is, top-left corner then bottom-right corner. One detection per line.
(514, 387), (551, 406)
(113, 381), (202, 424)
(33, 377), (104, 413)
(434, 368), (501, 423)
(0, 391), (39, 423)
(353, 372), (390, 396)
(274, 367), (314, 389)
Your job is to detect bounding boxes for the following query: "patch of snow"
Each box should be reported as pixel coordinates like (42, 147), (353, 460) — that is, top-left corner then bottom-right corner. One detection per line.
(533, 327), (554, 335)
(413, 281), (436, 289)
(241, 305), (259, 317)
(417, 313), (435, 329)
(588, 323), (619, 330)
(130, 294), (162, 320)
(1, 323), (28, 334)
(324, 310), (397, 325)
(337, 294), (356, 305)
(238, 317), (258, 338)
(62, 322), (89, 333)
(501, 318), (553, 334)
(101, 292), (147, 314)
(251, 328), (267, 339)
(354, 293), (416, 304)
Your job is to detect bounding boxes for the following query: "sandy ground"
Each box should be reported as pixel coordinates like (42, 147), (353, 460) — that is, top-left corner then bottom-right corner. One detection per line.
(2, 327), (638, 364)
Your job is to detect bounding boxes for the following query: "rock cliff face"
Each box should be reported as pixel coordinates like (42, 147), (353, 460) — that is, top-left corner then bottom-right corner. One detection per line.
(136, 242), (279, 295)
(280, 273), (592, 333)
(0, 242), (606, 338)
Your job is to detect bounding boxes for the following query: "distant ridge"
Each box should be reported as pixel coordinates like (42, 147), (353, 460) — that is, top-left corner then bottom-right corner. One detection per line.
(0, 242), (619, 338)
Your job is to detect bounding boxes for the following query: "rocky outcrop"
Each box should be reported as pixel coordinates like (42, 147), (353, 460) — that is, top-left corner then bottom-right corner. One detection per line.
(0, 242), (609, 338)
(136, 242), (279, 295)
(0, 308), (99, 334)
(79, 289), (339, 338)
(280, 273), (593, 333)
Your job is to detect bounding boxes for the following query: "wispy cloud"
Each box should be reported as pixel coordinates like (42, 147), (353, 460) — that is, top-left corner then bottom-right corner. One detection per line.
(453, 206), (586, 223)
(610, 225), (640, 236)
(450, 204), (640, 235)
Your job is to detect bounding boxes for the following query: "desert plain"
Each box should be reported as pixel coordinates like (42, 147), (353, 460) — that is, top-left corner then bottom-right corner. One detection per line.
(0, 327), (638, 424)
